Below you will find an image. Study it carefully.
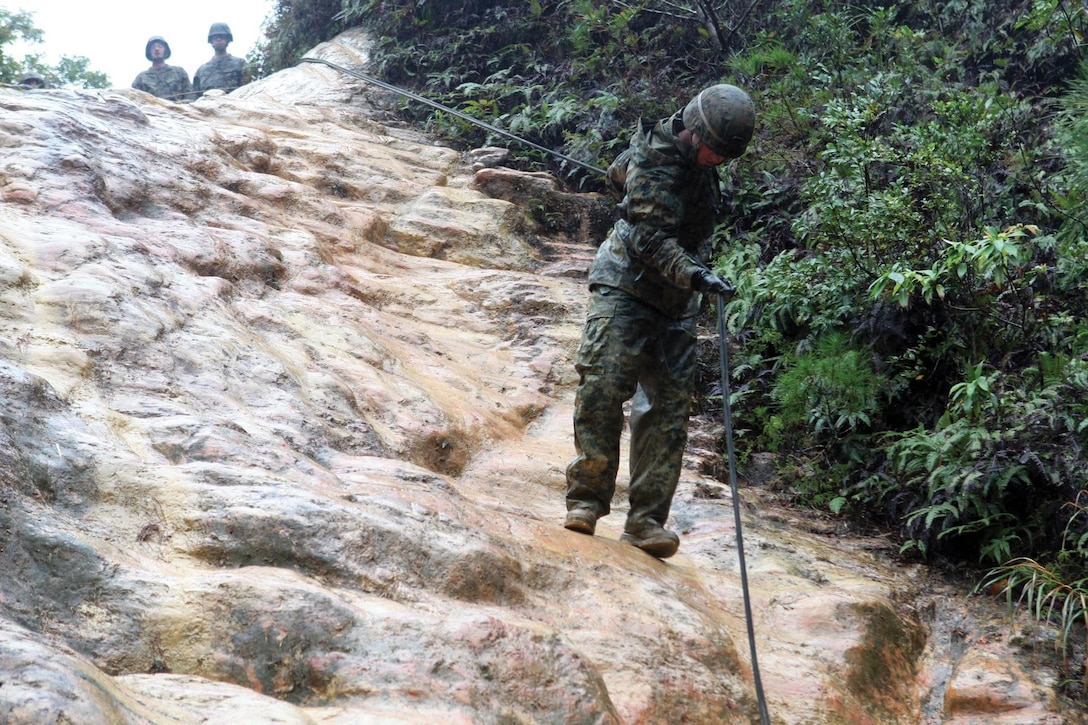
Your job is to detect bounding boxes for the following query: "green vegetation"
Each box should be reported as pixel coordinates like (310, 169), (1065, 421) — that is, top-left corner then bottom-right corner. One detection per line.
(979, 494), (1088, 694)
(0, 9), (109, 88)
(0, 8), (39, 79)
(254, 0), (1088, 694)
(246, 0), (347, 81)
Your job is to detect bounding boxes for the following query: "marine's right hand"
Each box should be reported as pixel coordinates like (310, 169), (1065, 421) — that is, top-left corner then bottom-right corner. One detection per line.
(691, 268), (734, 298)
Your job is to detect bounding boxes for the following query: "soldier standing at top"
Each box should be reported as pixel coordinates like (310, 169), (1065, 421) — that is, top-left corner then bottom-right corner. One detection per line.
(132, 36), (192, 102)
(562, 84), (757, 559)
(193, 23), (248, 97)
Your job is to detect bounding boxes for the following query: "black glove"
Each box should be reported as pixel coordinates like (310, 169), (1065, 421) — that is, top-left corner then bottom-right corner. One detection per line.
(691, 268), (734, 297)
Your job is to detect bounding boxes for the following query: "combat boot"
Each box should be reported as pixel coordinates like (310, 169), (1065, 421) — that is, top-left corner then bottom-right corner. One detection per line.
(621, 521), (679, 559)
(564, 507), (597, 535)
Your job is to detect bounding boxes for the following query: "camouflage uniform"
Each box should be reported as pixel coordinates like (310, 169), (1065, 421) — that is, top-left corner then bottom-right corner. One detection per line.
(565, 112), (722, 531)
(193, 54), (247, 95)
(132, 65), (192, 102)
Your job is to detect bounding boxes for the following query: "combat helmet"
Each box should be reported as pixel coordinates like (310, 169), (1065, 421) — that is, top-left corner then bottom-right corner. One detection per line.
(208, 23), (233, 42)
(145, 36), (172, 61)
(20, 71), (45, 88)
(682, 84), (756, 160)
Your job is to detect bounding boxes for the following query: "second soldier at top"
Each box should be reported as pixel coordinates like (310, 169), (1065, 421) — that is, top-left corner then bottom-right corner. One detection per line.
(193, 23), (248, 98)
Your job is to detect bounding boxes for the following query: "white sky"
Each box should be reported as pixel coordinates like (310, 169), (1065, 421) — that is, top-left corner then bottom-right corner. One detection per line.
(4, 0), (275, 88)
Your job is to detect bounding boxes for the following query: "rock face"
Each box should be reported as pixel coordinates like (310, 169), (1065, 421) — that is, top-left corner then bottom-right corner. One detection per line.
(0, 29), (1080, 724)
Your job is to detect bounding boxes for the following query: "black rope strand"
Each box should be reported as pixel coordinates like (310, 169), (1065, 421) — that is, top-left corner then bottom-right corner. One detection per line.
(299, 57), (607, 177)
(717, 292), (771, 724)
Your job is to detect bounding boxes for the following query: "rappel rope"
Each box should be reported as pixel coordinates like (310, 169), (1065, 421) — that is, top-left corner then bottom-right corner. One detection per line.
(298, 57), (607, 177)
(717, 293), (771, 724)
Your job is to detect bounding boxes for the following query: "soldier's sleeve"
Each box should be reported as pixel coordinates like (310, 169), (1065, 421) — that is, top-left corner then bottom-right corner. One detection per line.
(606, 147), (632, 201)
(178, 69), (193, 101)
(623, 165), (700, 290)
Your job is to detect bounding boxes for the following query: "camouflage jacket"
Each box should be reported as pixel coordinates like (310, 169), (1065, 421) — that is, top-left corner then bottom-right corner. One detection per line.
(193, 54), (247, 95)
(132, 65), (192, 102)
(588, 113), (723, 319)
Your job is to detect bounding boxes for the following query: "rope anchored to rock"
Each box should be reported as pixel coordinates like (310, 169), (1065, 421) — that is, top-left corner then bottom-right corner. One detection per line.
(298, 57), (607, 177)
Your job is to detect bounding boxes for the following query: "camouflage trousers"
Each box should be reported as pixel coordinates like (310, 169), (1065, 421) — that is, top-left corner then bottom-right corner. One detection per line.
(565, 285), (697, 528)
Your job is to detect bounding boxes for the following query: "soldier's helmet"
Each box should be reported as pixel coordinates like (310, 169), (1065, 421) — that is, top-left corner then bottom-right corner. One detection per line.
(145, 36), (172, 61)
(208, 23), (233, 42)
(20, 71), (45, 88)
(682, 84), (756, 160)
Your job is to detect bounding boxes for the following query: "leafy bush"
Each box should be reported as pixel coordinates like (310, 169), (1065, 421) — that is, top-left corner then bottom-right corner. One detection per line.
(769, 332), (880, 444)
(1054, 61), (1088, 269)
(852, 352), (1088, 558)
(704, 3), (1088, 594)
(979, 494), (1088, 696)
(249, 0), (347, 80)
